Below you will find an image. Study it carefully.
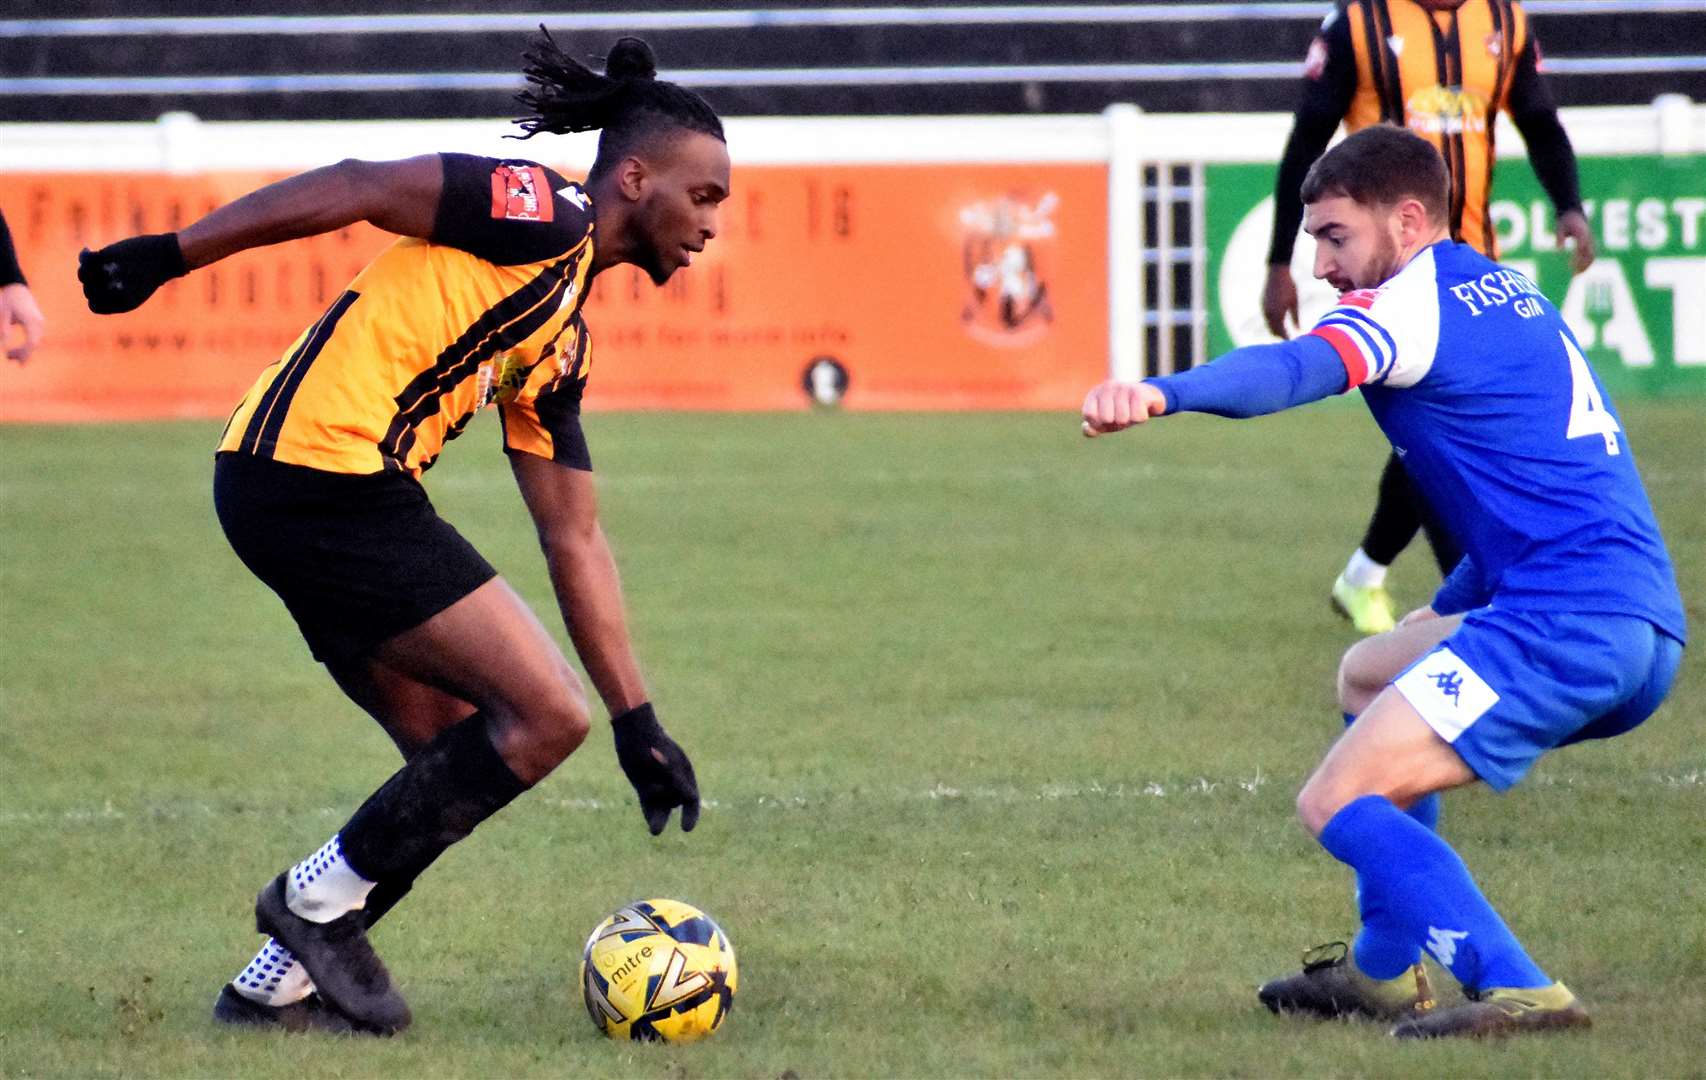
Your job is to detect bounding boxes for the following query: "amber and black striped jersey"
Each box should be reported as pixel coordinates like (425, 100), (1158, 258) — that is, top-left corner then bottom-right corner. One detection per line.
(1270, 0), (1584, 264)
(218, 153), (597, 477)
(0, 207), (26, 287)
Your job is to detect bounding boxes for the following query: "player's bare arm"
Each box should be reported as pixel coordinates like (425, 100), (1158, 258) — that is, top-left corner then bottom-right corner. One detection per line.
(1262, 266), (1301, 341)
(510, 450), (700, 835)
(1555, 209), (1596, 275)
(0, 282), (44, 364)
(78, 155), (444, 314)
(0, 210), (44, 364)
(509, 451), (649, 715)
(179, 155), (445, 268)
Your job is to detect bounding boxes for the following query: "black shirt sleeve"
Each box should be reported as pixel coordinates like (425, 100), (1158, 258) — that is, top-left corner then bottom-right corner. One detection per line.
(1268, 6), (1357, 266)
(1506, 38), (1583, 216)
(431, 153), (594, 265)
(531, 377), (592, 471)
(0, 208), (26, 287)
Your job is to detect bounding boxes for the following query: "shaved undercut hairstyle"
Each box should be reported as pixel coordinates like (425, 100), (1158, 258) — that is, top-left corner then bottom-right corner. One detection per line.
(511, 31), (725, 185)
(1301, 124), (1451, 223)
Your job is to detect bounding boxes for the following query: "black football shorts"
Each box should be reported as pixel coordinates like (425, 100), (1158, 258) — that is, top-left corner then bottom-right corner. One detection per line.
(213, 451), (498, 665)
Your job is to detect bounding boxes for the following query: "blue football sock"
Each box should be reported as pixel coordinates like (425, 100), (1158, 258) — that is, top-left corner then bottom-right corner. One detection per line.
(1320, 794), (1552, 991)
(1404, 791), (1441, 831)
(1342, 714), (1441, 830)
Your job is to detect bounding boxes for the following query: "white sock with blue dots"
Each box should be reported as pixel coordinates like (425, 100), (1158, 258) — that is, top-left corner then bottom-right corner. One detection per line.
(283, 833), (375, 924)
(232, 937), (313, 1007)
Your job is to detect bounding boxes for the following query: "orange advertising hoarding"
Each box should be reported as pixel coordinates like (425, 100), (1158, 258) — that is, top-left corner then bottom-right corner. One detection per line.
(0, 163), (1107, 421)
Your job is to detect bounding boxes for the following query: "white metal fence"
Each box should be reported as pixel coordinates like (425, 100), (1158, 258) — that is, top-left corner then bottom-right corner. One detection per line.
(3, 97), (1701, 375)
(5, 2), (1704, 98)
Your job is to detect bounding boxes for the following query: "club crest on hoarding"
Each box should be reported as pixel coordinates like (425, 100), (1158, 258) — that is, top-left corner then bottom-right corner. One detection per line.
(958, 192), (1058, 347)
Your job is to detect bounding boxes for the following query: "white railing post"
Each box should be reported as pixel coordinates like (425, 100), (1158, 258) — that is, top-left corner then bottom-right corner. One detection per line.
(1105, 103), (1144, 381)
(1155, 160), (1175, 375)
(1653, 93), (1698, 155)
(1190, 160), (1208, 369)
(157, 110), (203, 173)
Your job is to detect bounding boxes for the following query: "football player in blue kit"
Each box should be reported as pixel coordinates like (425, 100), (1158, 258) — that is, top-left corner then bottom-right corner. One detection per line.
(1081, 124), (1685, 1039)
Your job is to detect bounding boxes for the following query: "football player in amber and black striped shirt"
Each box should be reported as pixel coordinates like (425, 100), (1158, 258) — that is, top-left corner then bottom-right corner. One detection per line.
(1261, 0), (1595, 638)
(80, 33), (727, 1036)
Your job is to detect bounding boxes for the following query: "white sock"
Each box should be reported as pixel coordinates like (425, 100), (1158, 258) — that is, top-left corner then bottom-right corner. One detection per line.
(284, 833), (375, 924)
(1342, 548), (1389, 589)
(232, 937), (313, 1007)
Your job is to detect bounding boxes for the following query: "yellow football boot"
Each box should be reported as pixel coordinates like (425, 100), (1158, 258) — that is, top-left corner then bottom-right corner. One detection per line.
(1258, 941), (1435, 1022)
(1332, 574), (1397, 635)
(1391, 981), (1590, 1039)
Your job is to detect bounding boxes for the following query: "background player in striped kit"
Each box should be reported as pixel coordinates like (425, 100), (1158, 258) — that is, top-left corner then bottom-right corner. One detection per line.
(1261, 0), (1595, 635)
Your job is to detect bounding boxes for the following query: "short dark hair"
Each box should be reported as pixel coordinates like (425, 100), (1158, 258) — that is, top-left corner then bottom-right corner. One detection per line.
(510, 31), (724, 184)
(1300, 124), (1450, 222)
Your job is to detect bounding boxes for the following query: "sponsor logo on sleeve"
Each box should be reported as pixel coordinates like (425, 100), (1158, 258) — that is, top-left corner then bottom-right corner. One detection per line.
(491, 164), (555, 223)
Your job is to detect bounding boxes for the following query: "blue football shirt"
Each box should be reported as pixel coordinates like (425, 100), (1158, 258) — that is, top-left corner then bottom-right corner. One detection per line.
(1306, 240), (1685, 642)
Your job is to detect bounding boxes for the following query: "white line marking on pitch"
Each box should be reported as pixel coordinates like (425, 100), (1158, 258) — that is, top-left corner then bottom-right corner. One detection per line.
(4, 768), (1701, 826)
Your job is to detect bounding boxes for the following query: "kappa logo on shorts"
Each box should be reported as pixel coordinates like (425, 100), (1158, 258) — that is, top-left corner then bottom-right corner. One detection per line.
(490, 164), (555, 223)
(1429, 669), (1464, 704)
(1395, 646), (1500, 743)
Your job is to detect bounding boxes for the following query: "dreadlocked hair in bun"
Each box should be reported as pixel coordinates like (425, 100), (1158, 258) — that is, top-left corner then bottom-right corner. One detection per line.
(603, 36), (657, 81)
(510, 30), (723, 170)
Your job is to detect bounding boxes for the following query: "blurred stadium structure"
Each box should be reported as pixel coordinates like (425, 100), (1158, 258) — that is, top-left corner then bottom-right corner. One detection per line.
(4, 2), (1704, 119)
(1, 2), (1702, 416)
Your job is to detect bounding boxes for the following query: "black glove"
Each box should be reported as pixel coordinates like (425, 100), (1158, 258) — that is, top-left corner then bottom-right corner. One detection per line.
(612, 702), (700, 835)
(78, 233), (187, 314)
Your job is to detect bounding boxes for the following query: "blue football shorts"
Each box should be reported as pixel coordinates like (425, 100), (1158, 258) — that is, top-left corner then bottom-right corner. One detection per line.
(1390, 607), (1685, 791)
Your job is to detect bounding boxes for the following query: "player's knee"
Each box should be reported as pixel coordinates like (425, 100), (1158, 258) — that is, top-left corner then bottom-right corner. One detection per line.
(548, 694), (592, 757)
(521, 690), (591, 765)
(1336, 644), (1381, 716)
(483, 680), (590, 784)
(1295, 777), (1344, 838)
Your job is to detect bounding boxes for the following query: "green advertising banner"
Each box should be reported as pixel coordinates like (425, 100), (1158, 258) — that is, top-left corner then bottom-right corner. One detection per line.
(1205, 154), (1706, 396)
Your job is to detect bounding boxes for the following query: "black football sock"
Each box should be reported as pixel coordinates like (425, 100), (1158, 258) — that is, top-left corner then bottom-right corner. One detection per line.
(231, 723), (492, 1001)
(338, 712), (530, 884)
(359, 851), (442, 929)
(1360, 452), (1422, 567)
(1416, 499), (1464, 577)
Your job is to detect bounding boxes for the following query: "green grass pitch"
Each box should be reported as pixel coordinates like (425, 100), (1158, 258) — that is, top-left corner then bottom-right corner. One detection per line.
(1, 401), (1701, 1077)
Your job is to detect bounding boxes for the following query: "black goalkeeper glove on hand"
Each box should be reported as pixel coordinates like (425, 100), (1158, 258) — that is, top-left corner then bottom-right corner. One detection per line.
(612, 703), (700, 835)
(78, 233), (187, 314)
